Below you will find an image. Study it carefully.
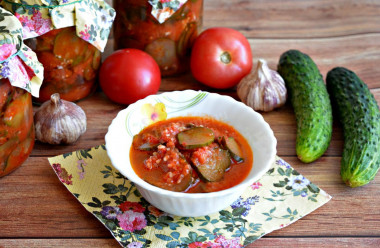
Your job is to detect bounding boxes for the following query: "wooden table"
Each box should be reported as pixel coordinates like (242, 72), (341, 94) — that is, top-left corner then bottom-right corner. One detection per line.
(1, 0), (380, 247)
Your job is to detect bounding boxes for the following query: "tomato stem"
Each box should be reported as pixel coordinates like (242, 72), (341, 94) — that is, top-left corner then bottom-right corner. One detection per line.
(220, 51), (232, 64)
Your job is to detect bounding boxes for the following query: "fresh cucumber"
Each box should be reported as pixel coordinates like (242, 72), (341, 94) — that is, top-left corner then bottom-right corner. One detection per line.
(177, 127), (214, 149)
(326, 67), (380, 187)
(278, 50), (333, 163)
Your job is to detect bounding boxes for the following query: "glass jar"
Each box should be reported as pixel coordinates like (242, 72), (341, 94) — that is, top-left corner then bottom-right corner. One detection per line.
(0, 79), (35, 177)
(26, 27), (101, 103)
(114, 0), (203, 76)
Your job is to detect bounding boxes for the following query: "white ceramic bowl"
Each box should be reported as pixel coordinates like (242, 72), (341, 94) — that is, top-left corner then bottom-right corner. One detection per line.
(105, 90), (276, 217)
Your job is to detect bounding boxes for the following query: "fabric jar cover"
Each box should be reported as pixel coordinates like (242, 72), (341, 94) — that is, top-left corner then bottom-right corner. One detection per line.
(0, 7), (43, 97)
(1, 0), (116, 52)
(149, 0), (189, 23)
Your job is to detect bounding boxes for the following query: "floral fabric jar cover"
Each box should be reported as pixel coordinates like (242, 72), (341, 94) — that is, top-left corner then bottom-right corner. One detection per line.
(0, 7), (43, 96)
(1, 0), (115, 51)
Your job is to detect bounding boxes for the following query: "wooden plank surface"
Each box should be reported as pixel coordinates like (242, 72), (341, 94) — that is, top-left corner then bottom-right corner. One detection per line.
(1, 238), (380, 248)
(105, 0), (380, 38)
(1, 157), (379, 238)
(31, 90), (380, 157)
(1, 0), (380, 247)
(204, 0), (380, 38)
(103, 35), (380, 91)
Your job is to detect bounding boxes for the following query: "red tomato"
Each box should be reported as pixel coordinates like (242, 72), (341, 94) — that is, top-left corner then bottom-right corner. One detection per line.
(99, 49), (161, 104)
(190, 27), (253, 89)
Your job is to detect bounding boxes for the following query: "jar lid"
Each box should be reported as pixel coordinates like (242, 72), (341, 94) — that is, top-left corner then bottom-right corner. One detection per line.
(149, 0), (188, 23)
(0, 7), (43, 97)
(1, 0), (115, 52)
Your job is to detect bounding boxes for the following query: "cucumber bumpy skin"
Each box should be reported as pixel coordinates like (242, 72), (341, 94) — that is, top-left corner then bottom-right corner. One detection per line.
(326, 67), (380, 187)
(278, 50), (332, 163)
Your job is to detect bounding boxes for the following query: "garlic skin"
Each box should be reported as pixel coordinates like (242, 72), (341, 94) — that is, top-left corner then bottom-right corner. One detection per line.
(34, 93), (87, 145)
(237, 59), (287, 112)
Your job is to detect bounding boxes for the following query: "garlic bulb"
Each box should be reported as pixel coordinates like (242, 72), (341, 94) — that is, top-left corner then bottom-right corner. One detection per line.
(34, 93), (87, 145)
(237, 59), (287, 112)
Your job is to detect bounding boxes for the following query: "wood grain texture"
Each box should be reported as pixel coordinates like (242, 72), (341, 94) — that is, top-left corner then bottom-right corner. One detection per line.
(106, 0), (380, 39)
(0, 157), (379, 238)
(250, 34), (380, 89)
(103, 34), (380, 91)
(204, 0), (380, 39)
(0, 238), (379, 248)
(253, 238), (380, 247)
(31, 90), (380, 157)
(2, 0), (380, 247)
(31, 93), (124, 157)
(0, 239), (120, 248)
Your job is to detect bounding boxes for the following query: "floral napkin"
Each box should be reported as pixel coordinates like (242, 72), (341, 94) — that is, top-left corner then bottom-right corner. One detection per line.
(48, 146), (331, 247)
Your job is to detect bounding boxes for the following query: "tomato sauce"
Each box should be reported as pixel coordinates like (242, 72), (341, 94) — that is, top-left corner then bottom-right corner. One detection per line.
(113, 0), (203, 76)
(26, 27), (101, 102)
(0, 79), (35, 177)
(130, 116), (253, 193)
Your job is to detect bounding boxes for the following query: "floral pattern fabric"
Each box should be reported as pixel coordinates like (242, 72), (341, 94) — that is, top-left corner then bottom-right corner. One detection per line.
(1, 0), (115, 51)
(0, 7), (43, 97)
(48, 146), (331, 247)
(149, 0), (188, 23)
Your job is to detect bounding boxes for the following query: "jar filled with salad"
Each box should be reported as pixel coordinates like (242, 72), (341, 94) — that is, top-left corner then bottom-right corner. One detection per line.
(26, 27), (101, 102)
(0, 8), (44, 177)
(1, 0), (115, 102)
(113, 0), (203, 76)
